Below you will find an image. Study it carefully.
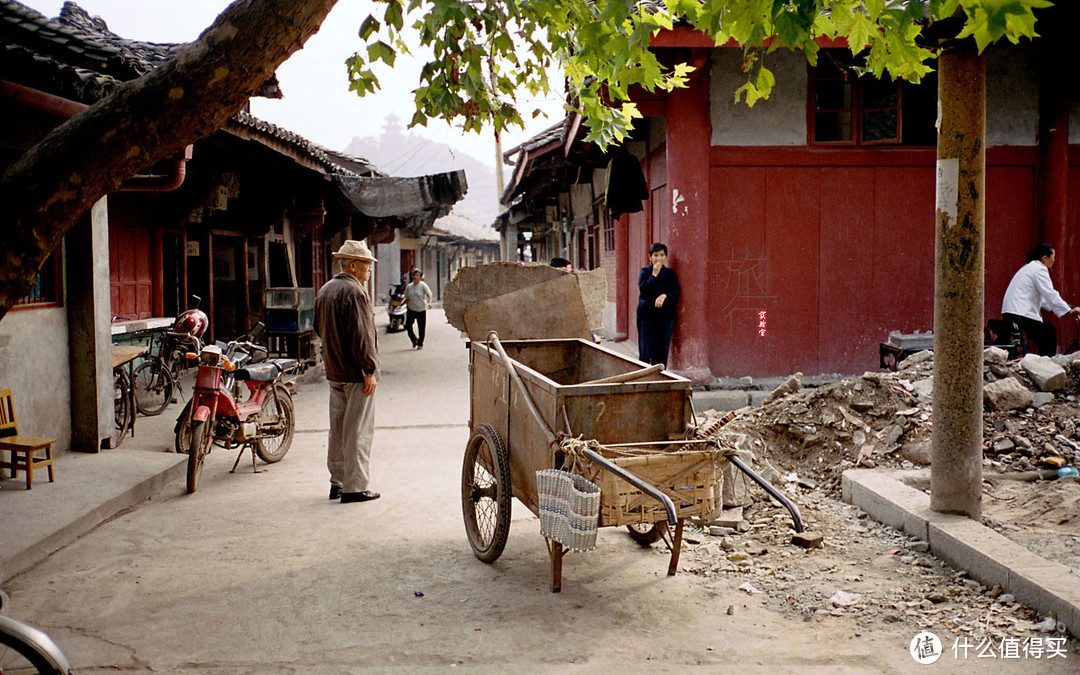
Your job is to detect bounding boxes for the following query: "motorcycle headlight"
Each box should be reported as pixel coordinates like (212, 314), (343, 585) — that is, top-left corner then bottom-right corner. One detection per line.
(198, 345), (224, 367)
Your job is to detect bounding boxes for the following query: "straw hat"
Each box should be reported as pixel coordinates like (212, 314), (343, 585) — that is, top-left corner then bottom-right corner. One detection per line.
(332, 239), (377, 263)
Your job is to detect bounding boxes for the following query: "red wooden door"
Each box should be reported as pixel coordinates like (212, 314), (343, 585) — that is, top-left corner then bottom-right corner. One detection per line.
(109, 226), (153, 319)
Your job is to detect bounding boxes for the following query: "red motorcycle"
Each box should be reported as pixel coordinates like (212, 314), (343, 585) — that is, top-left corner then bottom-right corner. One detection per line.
(174, 327), (296, 493)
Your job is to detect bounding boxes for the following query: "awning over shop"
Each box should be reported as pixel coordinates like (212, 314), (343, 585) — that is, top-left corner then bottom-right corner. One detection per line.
(333, 170), (468, 221)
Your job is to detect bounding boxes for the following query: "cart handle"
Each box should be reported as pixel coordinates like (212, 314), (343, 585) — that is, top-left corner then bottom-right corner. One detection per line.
(486, 330), (557, 445)
(578, 363), (664, 386)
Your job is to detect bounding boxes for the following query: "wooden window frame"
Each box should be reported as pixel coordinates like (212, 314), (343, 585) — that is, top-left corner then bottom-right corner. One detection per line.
(12, 248), (62, 311)
(808, 56), (903, 147)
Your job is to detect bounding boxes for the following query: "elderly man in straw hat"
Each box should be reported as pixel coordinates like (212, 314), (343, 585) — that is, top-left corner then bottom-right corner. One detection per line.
(314, 240), (381, 503)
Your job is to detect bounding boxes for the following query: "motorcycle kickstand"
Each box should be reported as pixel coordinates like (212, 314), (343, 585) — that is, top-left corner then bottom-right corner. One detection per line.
(230, 443), (262, 474)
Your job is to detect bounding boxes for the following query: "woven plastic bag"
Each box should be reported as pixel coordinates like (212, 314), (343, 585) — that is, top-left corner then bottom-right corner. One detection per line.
(536, 469), (600, 552)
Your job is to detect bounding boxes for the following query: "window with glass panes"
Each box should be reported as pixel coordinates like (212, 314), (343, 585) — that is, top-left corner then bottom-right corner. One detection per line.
(809, 50), (936, 147)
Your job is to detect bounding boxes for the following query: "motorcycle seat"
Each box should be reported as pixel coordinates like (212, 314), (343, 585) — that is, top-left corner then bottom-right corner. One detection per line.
(235, 359), (296, 382)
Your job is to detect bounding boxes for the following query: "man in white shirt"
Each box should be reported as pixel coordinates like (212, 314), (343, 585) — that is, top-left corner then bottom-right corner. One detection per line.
(1001, 243), (1080, 355)
(404, 269), (433, 349)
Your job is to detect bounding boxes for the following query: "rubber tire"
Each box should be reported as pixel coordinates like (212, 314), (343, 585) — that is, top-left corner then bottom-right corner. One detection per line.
(174, 400), (194, 454)
(254, 385), (294, 463)
(113, 368), (132, 446)
(0, 614), (71, 674)
(626, 522), (665, 547)
(461, 423), (512, 563)
(132, 358), (175, 416)
(186, 419), (210, 494)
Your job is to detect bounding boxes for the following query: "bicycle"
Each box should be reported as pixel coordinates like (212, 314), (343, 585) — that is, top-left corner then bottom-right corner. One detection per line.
(132, 330), (200, 416)
(113, 364), (134, 446)
(0, 614), (71, 674)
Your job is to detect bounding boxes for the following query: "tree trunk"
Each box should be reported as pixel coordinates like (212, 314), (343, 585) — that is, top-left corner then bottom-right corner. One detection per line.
(0, 0), (339, 321)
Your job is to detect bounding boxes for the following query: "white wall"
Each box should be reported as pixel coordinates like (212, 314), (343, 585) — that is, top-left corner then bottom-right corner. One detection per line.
(986, 50), (1039, 146)
(710, 47), (1045, 148)
(0, 307), (72, 452)
(711, 49), (807, 146)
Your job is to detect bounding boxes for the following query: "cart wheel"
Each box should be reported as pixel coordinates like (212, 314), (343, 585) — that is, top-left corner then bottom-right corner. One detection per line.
(461, 423), (511, 563)
(626, 522), (665, 547)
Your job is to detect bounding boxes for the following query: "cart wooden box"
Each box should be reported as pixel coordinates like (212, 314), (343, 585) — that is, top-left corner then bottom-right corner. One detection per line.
(464, 337), (714, 590)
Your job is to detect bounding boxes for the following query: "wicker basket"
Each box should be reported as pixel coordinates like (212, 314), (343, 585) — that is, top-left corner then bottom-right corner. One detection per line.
(583, 450), (718, 527)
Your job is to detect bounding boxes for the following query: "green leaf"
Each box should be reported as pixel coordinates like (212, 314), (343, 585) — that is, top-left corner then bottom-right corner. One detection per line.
(358, 15), (380, 41)
(367, 41), (397, 66)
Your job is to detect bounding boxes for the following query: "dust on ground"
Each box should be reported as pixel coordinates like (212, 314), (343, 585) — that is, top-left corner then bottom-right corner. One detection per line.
(679, 346), (1080, 655)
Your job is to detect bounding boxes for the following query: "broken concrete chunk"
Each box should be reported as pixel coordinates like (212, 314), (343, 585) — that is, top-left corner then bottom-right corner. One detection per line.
(763, 372), (803, 405)
(983, 345), (1009, 365)
(911, 378), (934, 399)
(901, 440), (932, 466)
(1019, 354), (1067, 392)
(1031, 392), (1056, 408)
(899, 350), (933, 369)
(983, 377), (1035, 411)
(791, 531), (824, 549)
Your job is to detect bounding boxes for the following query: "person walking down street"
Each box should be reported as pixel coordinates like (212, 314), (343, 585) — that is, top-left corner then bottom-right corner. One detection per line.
(405, 268), (433, 349)
(637, 242), (680, 367)
(314, 240), (381, 504)
(1002, 242), (1080, 355)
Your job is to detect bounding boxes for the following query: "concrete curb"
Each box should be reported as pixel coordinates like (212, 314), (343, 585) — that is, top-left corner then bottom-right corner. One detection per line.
(0, 450), (187, 584)
(843, 469), (1080, 633)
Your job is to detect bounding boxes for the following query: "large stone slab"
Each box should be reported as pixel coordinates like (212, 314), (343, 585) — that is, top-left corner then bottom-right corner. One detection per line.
(461, 273), (592, 341)
(444, 262), (606, 333)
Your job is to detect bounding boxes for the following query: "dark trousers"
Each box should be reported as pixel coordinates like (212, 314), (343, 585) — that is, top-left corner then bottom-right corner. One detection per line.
(637, 312), (674, 367)
(1003, 312), (1056, 355)
(406, 309), (427, 347)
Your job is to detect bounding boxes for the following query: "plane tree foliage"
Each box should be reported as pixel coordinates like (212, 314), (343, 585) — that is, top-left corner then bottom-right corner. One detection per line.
(348, 0), (1051, 147)
(0, 0), (1052, 319)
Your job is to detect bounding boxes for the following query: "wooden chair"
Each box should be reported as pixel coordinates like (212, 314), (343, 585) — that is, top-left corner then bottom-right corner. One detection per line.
(0, 389), (56, 489)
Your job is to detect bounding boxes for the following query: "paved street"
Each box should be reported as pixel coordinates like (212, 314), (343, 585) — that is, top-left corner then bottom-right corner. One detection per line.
(1, 310), (1070, 672)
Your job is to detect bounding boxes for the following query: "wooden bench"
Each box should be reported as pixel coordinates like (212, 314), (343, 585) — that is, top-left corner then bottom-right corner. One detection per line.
(0, 389), (56, 489)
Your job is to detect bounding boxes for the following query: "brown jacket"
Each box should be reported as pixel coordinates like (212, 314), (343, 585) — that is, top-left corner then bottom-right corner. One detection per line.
(314, 273), (379, 383)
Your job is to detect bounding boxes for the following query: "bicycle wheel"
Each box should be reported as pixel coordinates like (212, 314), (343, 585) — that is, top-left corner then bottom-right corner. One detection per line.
(113, 368), (132, 446)
(0, 614), (71, 674)
(254, 385), (294, 463)
(133, 358), (175, 416)
(461, 423), (511, 563)
(186, 419), (211, 493)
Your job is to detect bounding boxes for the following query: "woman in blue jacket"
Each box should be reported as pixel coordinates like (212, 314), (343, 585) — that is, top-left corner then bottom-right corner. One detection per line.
(637, 242), (680, 366)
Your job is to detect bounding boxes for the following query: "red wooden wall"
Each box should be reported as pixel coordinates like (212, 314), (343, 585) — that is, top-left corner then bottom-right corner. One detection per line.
(690, 146), (1058, 376)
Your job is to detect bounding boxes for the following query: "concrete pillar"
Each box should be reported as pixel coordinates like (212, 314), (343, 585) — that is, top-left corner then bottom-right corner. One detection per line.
(1034, 27), (1070, 295)
(665, 49), (711, 384)
(931, 48), (985, 519)
(67, 197), (115, 452)
(502, 220), (518, 262)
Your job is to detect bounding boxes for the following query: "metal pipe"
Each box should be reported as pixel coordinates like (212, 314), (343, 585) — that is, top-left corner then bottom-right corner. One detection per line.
(727, 455), (804, 533)
(580, 447), (677, 526)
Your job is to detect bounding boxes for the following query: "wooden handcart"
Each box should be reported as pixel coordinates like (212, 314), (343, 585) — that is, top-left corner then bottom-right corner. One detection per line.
(462, 333), (727, 592)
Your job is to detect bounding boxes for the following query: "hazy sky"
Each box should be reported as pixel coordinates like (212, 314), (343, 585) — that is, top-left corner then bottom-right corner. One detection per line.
(25, 0), (564, 171)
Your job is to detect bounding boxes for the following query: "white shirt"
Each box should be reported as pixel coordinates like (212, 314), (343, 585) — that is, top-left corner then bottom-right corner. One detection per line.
(1001, 260), (1071, 322)
(404, 280), (433, 312)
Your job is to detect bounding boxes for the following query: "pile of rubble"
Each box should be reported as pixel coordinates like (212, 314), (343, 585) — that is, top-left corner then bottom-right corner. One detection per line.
(710, 347), (1080, 493)
(676, 349), (1080, 647)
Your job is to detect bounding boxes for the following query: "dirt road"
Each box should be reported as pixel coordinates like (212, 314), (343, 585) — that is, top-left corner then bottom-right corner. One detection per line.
(2, 311), (1073, 672)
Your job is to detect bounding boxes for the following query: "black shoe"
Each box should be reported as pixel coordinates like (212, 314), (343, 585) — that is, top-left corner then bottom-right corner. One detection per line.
(329, 485), (342, 500)
(341, 490), (380, 503)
